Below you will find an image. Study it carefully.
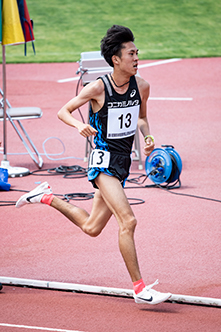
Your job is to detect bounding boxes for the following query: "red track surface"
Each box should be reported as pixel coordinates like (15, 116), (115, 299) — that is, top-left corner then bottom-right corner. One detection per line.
(1, 58), (221, 331)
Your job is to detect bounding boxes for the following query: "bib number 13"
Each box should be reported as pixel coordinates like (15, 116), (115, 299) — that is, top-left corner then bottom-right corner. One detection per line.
(89, 149), (110, 168)
(118, 113), (132, 129)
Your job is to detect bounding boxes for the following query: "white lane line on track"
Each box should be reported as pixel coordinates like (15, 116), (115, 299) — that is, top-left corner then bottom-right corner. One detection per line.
(57, 58), (182, 83)
(0, 323), (85, 332)
(138, 58), (181, 68)
(57, 76), (80, 83)
(149, 97), (192, 101)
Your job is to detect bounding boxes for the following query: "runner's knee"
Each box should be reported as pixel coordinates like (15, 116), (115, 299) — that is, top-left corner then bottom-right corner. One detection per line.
(82, 224), (102, 237)
(119, 216), (137, 235)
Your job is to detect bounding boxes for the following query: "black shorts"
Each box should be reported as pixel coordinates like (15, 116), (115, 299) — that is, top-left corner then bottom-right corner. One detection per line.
(87, 152), (131, 189)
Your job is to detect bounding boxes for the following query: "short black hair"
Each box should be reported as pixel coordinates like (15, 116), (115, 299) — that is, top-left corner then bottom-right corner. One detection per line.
(100, 25), (134, 67)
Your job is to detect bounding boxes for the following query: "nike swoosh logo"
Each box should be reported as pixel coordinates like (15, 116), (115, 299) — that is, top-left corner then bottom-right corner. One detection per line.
(137, 296), (153, 302)
(26, 192), (44, 202)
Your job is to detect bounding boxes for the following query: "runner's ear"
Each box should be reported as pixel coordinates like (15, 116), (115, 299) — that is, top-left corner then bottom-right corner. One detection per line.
(112, 55), (119, 65)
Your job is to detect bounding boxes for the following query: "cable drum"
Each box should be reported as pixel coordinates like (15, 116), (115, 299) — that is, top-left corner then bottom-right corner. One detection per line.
(145, 145), (182, 186)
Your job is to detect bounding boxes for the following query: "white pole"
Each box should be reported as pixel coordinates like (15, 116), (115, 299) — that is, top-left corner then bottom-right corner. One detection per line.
(1, 46), (30, 176)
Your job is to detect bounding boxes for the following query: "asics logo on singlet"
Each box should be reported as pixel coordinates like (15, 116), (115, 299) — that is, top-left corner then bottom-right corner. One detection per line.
(130, 89), (136, 98)
(108, 100), (139, 108)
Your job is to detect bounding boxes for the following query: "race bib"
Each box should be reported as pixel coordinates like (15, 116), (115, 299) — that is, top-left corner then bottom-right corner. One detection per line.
(107, 105), (139, 139)
(89, 149), (110, 168)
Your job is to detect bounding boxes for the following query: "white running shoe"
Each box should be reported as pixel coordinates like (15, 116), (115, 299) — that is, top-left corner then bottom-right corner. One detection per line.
(133, 279), (171, 305)
(16, 182), (52, 208)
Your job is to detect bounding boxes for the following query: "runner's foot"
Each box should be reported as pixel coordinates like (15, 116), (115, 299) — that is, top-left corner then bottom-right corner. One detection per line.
(16, 182), (52, 208)
(133, 279), (171, 305)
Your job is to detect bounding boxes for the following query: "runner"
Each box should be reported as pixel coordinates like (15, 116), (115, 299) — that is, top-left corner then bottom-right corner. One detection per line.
(16, 25), (171, 305)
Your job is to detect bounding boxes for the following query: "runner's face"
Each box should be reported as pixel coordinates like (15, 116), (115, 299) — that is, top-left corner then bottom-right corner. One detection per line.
(117, 42), (139, 75)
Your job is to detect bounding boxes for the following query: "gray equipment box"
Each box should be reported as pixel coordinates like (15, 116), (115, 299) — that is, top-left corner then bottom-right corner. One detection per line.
(79, 51), (112, 85)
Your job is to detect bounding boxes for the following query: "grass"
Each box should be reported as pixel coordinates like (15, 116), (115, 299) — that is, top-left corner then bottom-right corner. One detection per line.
(1, 0), (221, 63)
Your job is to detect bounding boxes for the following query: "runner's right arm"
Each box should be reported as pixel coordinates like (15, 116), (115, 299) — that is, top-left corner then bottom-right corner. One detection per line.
(57, 81), (101, 138)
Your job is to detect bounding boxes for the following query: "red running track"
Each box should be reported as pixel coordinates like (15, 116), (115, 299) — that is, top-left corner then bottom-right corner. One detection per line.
(0, 285), (221, 332)
(0, 57), (221, 331)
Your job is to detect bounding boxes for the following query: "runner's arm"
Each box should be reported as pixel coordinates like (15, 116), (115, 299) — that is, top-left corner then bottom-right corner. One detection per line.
(57, 81), (100, 138)
(136, 78), (155, 156)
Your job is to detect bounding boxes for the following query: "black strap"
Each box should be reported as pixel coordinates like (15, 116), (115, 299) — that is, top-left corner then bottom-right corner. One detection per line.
(101, 75), (113, 97)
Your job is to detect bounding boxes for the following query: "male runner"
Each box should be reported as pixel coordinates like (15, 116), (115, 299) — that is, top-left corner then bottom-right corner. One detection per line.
(16, 25), (171, 305)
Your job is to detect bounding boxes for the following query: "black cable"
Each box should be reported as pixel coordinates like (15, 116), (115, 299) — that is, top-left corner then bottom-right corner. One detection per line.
(0, 190), (95, 207)
(9, 188), (29, 193)
(48, 165), (88, 179)
(0, 201), (16, 206)
(75, 70), (94, 150)
(30, 168), (62, 176)
(30, 165), (88, 179)
(63, 192), (94, 202)
(127, 198), (145, 205)
(156, 184), (221, 203)
(125, 171), (157, 189)
(1, 190), (144, 206)
(126, 173), (148, 185)
(125, 172), (221, 203)
(76, 70), (87, 124)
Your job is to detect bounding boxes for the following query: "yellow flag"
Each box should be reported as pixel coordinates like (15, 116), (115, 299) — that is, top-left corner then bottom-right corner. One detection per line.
(2, 0), (25, 45)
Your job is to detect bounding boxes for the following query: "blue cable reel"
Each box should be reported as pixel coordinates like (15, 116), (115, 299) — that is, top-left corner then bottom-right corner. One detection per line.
(145, 145), (182, 188)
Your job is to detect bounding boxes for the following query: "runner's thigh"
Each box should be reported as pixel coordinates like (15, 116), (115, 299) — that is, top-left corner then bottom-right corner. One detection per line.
(95, 173), (135, 223)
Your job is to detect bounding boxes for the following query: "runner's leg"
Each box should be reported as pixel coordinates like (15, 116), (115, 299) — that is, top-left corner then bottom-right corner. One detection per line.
(51, 189), (112, 237)
(95, 173), (142, 282)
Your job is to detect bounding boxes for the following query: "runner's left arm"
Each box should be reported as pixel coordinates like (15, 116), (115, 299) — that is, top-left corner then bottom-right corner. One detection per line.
(136, 78), (155, 156)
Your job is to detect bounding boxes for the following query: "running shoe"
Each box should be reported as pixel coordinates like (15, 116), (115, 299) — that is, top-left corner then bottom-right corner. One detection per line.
(133, 279), (171, 305)
(16, 182), (52, 208)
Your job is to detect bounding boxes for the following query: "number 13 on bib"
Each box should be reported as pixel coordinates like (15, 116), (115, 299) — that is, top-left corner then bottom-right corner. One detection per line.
(89, 149), (110, 168)
(107, 105), (139, 139)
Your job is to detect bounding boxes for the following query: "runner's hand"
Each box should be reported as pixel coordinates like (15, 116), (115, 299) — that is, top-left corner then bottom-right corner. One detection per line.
(77, 123), (98, 138)
(143, 137), (155, 156)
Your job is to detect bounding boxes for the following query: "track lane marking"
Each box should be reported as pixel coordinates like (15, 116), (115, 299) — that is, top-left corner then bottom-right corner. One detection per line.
(0, 323), (85, 332)
(149, 97), (192, 101)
